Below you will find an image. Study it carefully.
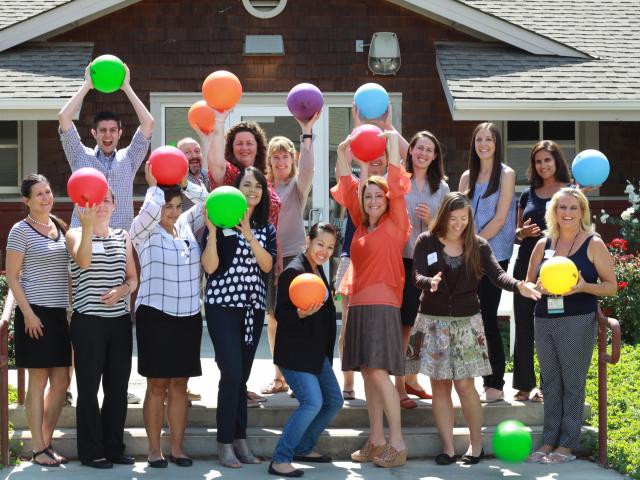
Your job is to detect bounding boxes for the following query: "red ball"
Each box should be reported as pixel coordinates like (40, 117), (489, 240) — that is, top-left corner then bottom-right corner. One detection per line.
(289, 273), (327, 310)
(148, 146), (188, 185)
(188, 100), (216, 134)
(202, 70), (243, 111)
(67, 167), (109, 207)
(350, 125), (386, 162)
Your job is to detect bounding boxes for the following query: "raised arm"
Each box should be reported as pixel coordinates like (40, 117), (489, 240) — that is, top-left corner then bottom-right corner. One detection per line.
(330, 135), (362, 225)
(371, 105), (409, 162)
(58, 65), (92, 133)
(121, 64), (154, 139)
(478, 167), (516, 241)
(201, 219), (219, 275)
(66, 205), (98, 269)
(207, 109), (230, 186)
(179, 180), (208, 234)
(130, 163), (163, 247)
(294, 111), (319, 199)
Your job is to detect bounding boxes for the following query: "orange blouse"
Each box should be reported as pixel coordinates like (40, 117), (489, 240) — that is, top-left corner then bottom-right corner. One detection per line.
(330, 164), (411, 307)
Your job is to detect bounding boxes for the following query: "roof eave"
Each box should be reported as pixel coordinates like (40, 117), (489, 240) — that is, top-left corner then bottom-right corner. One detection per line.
(0, 98), (78, 120)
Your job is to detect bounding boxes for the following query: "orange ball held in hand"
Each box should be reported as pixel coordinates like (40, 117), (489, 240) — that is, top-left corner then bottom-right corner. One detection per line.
(188, 100), (216, 134)
(289, 273), (327, 310)
(202, 70), (243, 111)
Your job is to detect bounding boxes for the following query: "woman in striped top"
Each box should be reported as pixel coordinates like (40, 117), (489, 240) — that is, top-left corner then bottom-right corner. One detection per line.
(6, 174), (72, 467)
(65, 189), (138, 469)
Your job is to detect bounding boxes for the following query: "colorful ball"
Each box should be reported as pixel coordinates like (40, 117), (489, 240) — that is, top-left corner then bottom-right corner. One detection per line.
(67, 167), (109, 207)
(202, 70), (243, 111)
(188, 100), (216, 134)
(539, 256), (579, 295)
(287, 83), (323, 120)
(572, 149), (610, 187)
(354, 83), (389, 119)
(148, 146), (188, 185)
(350, 124), (387, 162)
(205, 186), (248, 228)
(89, 55), (126, 94)
(289, 273), (327, 310)
(492, 420), (533, 463)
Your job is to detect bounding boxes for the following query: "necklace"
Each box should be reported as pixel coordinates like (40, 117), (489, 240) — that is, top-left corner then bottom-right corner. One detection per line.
(27, 213), (52, 228)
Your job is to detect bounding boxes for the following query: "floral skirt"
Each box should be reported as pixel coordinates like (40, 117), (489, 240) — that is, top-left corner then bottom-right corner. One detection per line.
(405, 312), (492, 380)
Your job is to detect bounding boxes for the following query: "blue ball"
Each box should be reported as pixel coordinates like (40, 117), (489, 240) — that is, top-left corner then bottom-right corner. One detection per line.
(572, 149), (610, 187)
(354, 83), (389, 119)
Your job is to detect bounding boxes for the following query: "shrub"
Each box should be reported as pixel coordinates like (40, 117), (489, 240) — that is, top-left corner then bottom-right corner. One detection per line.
(0, 273), (15, 369)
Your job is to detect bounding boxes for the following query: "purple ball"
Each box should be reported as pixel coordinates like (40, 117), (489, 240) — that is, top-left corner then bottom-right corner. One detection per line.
(287, 83), (323, 120)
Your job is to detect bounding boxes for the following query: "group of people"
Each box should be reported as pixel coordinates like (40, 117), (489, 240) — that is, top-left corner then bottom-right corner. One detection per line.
(5, 64), (617, 476)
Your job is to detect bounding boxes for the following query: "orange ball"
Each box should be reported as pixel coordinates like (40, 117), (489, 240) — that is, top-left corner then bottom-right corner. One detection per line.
(202, 70), (242, 111)
(188, 100), (216, 134)
(289, 273), (327, 310)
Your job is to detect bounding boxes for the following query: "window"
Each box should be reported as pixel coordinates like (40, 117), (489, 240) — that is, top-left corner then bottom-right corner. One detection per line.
(505, 121), (576, 185)
(0, 121), (20, 190)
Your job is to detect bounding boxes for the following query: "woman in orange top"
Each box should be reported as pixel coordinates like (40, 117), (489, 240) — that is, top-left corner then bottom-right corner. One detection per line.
(331, 129), (410, 468)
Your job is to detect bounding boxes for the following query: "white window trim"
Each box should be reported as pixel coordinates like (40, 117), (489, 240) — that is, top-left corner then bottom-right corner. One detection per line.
(242, 0), (287, 19)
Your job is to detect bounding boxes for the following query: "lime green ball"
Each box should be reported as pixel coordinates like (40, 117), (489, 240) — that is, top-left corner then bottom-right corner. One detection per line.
(90, 55), (126, 94)
(205, 186), (248, 228)
(492, 420), (532, 463)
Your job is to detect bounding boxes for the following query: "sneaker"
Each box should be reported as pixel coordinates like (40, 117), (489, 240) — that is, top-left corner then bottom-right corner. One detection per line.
(64, 391), (73, 407)
(127, 392), (141, 404)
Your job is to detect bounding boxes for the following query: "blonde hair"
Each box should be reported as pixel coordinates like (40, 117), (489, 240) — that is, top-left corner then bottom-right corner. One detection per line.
(545, 187), (594, 239)
(266, 136), (297, 183)
(360, 175), (389, 227)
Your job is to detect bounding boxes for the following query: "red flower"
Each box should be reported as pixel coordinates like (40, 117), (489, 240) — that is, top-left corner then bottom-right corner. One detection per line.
(609, 238), (629, 252)
(618, 281), (629, 289)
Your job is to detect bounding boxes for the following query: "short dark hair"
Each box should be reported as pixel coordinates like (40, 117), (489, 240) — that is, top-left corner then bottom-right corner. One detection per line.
(234, 166), (270, 228)
(160, 185), (182, 204)
(308, 222), (338, 241)
(225, 121), (268, 174)
(93, 111), (122, 129)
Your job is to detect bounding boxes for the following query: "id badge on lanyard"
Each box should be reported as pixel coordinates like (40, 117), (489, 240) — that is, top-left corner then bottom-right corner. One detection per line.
(547, 296), (564, 314)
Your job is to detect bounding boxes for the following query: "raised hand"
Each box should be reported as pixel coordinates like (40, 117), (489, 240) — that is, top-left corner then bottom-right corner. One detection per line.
(296, 110), (321, 134)
(144, 161), (157, 187)
(76, 203), (98, 229)
(430, 272), (443, 293)
(520, 218), (541, 238)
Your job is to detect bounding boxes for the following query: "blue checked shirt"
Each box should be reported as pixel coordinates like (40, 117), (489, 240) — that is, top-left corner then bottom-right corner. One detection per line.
(59, 124), (151, 230)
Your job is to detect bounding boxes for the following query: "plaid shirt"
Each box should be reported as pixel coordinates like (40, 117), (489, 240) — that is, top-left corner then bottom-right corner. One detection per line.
(59, 124), (151, 230)
(182, 170), (210, 210)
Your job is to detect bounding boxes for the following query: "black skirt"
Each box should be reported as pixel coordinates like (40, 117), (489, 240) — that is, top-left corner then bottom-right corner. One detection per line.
(135, 304), (202, 378)
(14, 304), (72, 369)
(400, 257), (420, 326)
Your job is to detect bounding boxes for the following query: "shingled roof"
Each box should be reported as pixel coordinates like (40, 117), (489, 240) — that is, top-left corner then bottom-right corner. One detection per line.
(0, 0), (72, 31)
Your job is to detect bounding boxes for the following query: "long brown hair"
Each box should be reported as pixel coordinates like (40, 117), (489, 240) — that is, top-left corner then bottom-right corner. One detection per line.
(224, 121), (268, 174)
(21, 173), (68, 233)
(405, 130), (448, 193)
(528, 140), (572, 189)
(467, 122), (503, 199)
(429, 192), (483, 279)
(360, 175), (389, 228)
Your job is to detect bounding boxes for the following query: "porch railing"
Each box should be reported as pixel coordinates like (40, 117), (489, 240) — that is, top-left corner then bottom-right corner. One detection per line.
(0, 289), (15, 466)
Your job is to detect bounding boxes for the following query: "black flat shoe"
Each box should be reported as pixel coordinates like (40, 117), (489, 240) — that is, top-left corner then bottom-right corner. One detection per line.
(108, 454), (135, 465)
(292, 454), (332, 463)
(268, 461), (304, 477)
(169, 455), (193, 467)
(147, 457), (169, 468)
(82, 458), (114, 469)
(435, 453), (457, 465)
(462, 449), (485, 465)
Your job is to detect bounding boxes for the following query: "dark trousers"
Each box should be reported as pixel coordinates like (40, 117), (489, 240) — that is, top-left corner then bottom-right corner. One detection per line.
(478, 259), (509, 390)
(205, 304), (263, 443)
(70, 312), (132, 462)
(512, 259), (537, 391)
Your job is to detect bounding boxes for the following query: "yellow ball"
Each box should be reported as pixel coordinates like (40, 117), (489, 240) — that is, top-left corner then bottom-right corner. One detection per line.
(539, 256), (578, 295)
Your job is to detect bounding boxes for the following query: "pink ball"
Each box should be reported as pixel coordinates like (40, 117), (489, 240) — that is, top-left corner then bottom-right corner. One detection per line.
(148, 146), (188, 185)
(287, 83), (323, 120)
(67, 168), (109, 207)
(350, 125), (386, 163)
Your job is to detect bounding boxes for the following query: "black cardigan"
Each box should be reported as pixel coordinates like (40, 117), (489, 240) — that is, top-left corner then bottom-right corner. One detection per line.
(273, 253), (337, 374)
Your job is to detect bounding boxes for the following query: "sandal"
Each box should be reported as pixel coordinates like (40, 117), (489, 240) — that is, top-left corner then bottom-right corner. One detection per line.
(260, 379), (289, 395)
(372, 444), (407, 468)
(526, 450), (550, 463)
(513, 390), (530, 402)
(47, 444), (68, 464)
(351, 441), (386, 463)
(342, 390), (356, 400)
(32, 448), (60, 467)
(530, 390), (544, 403)
(541, 452), (576, 464)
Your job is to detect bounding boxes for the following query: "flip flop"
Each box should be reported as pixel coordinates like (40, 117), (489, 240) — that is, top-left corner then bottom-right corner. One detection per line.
(531, 390), (544, 403)
(342, 390), (356, 400)
(526, 450), (549, 463)
(541, 452), (576, 464)
(513, 390), (530, 402)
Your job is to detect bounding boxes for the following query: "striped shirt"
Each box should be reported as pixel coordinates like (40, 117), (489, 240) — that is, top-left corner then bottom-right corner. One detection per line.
(59, 124), (151, 230)
(131, 183), (207, 316)
(69, 228), (129, 317)
(6, 220), (69, 308)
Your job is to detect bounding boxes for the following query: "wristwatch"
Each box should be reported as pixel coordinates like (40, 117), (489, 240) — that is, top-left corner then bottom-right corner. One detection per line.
(301, 133), (313, 141)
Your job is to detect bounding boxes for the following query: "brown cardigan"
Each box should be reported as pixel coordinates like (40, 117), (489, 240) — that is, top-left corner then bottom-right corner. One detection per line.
(413, 231), (520, 317)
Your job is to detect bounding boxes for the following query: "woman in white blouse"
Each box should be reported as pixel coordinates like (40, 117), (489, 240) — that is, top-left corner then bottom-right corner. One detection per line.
(130, 162), (207, 468)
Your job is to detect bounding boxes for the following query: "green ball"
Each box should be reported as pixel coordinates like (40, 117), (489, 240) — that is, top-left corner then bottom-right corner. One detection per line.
(492, 420), (533, 463)
(90, 55), (126, 94)
(205, 186), (248, 228)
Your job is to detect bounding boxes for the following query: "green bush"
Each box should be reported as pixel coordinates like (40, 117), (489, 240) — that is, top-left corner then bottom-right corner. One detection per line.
(0, 273), (16, 369)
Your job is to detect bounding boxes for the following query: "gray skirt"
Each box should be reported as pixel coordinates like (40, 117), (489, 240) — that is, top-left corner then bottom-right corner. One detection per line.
(342, 304), (404, 375)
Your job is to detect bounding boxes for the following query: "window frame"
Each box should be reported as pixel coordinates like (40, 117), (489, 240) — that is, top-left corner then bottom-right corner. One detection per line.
(0, 121), (22, 194)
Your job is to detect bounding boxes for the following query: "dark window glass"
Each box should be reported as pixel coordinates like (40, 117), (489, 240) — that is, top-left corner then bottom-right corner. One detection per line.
(508, 121), (538, 142)
(543, 121), (575, 141)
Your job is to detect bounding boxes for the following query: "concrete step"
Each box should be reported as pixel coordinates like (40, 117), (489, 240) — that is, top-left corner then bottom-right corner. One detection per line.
(9, 425), (597, 460)
(10, 400), (580, 430)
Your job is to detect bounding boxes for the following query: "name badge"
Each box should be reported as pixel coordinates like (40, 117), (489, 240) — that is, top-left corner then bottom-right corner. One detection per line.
(547, 296), (565, 314)
(91, 242), (105, 254)
(545, 201), (551, 210)
(544, 249), (555, 259)
(222, 229), (236, 237)
(427, 252), (438, 266)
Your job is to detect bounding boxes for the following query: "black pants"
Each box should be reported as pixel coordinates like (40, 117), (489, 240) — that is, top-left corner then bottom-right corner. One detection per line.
(512, 259), (537, 391)
(478, 259), (509, 390)
(70, 311), (132, 462)
(205, 304), (263, 443)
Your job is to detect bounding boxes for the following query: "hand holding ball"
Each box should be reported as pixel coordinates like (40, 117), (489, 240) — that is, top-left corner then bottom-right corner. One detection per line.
(539, 256), (579, 295)
(350, 125), (387, 162)
(572, 149), (609, 187)
(287, 83), (323, 121)
(202, 71), (243, 111)
(89, 55), (126, 93)
(67, 168), (109, 207)
(492, 420), (532, 463)
(289, 273), (327, 310)
(354, 83), (389, 119)
(148, 146), (188, 185)
(205, 187), (248, 228)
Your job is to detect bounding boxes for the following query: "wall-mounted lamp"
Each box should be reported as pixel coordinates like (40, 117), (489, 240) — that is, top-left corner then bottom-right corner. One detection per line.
(356, 33), (400, 75)
(244, 35), (285, 56)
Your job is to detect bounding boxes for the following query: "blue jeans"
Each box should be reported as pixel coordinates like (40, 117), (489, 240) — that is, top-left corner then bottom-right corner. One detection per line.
(272, 357), (343, 463)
